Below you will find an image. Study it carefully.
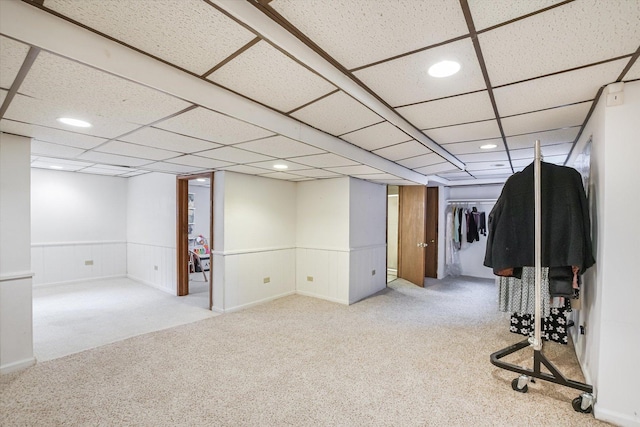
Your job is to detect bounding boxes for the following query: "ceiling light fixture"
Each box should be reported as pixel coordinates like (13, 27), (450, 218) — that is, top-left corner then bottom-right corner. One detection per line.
(480, 144), (497, 150)
(196, 178), (206, 182)
(57, 117), (92, 128)
(428, 60), (461, 78)
(49, 165), (64, 170)
(273, 164), (288, 170)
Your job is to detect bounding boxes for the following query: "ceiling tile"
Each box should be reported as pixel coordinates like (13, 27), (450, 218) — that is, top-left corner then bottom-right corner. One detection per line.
(120, 171), (149, 178)
(14, 51), (192, 134)
(479, 0), (640, 86)
(397, 153), (445, 169)
(397, 91), (495, 129)
(0, 89), (6, 106)
(0, 36), (29, 88)
(0, 118), (107, 149)
(290, 91), (382, 136)
(494, 59), (628, 116)
(219, 164), (276, 175)
(197, 146), (274, 164)
(325, 165), (383, 175)
(30, 157), (93, 171)
(465, 160), (512, 171)
(506, 127), (580, 150)
(234, 135), (325, 158)
(31, 139), (85, 158)
(373, 140), (431, 161)
(288, 169), (342, 179)
(414, 163), (460, 175)
(510, 142), (573, 160)
(356, 173), (403, 181)
(442, 138), (505, 155)
(287, 153), (359, 168)
(429, 120), (501, 144)
(120, 127), (221, 153)
(468, 0), (565, 31)
(471, 167), (513, 176)
(208, 41), (336, 113)
(625, 60), (640, 81)
(457, 151), (509, 163)
(96, 141), (179, 161)
(165, 155), (232, 170)
(437, 171), (472, 179)
(143, 162), (203, 174)
(257, 171), (303, 181)
(341, 122), (411, 151)
(355, 38), (486, 106)
(44, 0), (256, 75)
(246, 160), (311, 172)
(501, 102), (591, 136)
(77, 151), (152, 167)
(272, 0), (468, 70)
(77, 166), (130, 176)
(154, 107), (274, 144)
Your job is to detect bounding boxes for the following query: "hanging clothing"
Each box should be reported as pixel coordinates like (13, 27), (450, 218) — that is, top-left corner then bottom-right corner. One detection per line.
(498, 266), (552, 318)
(466, 209), (479, 243)
(509, 299), (572, 345)
(484, 161), (595, 277)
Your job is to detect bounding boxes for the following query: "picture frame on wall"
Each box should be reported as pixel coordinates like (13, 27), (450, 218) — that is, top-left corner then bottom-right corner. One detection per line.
(187, 208), (195, 224)
(188, 193), (195, 209)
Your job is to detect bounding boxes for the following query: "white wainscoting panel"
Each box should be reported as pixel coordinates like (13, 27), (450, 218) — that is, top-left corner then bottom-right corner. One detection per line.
(127, 242), (176, 294)
(31, 241), (126, 286)
(349, 244), (387, 304)
(296, 247), (349, 304)
(221, 248), (296, 312)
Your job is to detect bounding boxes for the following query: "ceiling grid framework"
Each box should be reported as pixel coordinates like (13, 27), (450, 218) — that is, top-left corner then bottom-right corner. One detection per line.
(0, 0), (637, 185)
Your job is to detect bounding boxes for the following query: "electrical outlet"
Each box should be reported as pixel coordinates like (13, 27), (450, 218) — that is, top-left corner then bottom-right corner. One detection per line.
(84, 260), (93, 266)
(263, 277), (270, 284)
(372, 269), (376, 275)
(307, 276), (314, 282)
(154, 265), (158, 271)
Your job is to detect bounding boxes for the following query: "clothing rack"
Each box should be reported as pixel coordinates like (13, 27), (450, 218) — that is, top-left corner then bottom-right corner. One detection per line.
(489, 140), (595, 413)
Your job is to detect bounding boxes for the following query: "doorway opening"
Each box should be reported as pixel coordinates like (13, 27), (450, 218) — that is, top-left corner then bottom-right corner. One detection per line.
(387, 186), (399, 283)
(176, 173), (214, 310)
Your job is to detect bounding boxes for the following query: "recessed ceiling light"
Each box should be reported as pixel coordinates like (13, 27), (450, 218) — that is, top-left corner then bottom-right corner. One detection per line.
(480, 144), (497, 150)
(428, 60), (461, 78)
(57, 117), (92, 128)
(273, 164), (288, 170)
(49, 165), (64, 170)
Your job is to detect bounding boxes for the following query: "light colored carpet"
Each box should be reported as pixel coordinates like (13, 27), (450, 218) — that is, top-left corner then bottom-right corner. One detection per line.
(2, 277), (611, 426)
(32, 277), (216, 362)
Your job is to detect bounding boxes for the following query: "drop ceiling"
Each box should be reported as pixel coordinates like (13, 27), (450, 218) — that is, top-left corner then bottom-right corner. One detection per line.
(0, 0), (638, 186)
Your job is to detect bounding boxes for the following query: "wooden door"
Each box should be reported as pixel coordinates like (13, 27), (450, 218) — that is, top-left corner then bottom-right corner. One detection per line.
(425, 187), (438, 278)
(398, 186), (427, 287)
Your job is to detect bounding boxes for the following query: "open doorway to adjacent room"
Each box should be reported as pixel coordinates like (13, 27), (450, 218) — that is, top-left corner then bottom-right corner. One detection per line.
(176, 173), (214, 310)
(387, 185), (399, 283)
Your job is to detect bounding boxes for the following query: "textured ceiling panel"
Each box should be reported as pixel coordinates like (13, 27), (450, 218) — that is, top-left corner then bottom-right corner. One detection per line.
(510, 142), (573, 160)
(341, 122), (411, 151)
(77, 151), (151, 167)
(290, 91), (382, 136)
(0, 118), (107, 150)
(429, 120), (501, 145)
(208, 41), (336, 113)
(18, 51), (192, 128)
(479, 0), (640, 86)
(397, 153), (443, 169)
(467, 0), (564, 31)
(501, 102), (591, 136)
(234, 135), (325, 158)
(31, 139), (85, 158)
(442, 138), (505, 155)
(31, 156), (93, 170)
(289, 169), (342, 179)
(246, 160), (311, 172)
(218, 164), (274, 175)
(494, 59), (628, 116)
(95, 141), (179, 161)
(397, 91), (495, 129)
(373, 140), (431, 161)
(271, 0), (468, 70)
(0, 36), (29, 89)
(325, 164), (384, 175)
(154, 107), (274, 145)
(465, 161), (513, 171)
(119, 127), (221, 153)
(506, 127), (580, 150)
(354, 39), (486, 106)
(78, 166), (131, 176)
(43, 0), (256, 75)
(456, 151), (509, 163)
(143, 162), (203, 174)
(0, 89), (6, 106)
(197, 146), (274, 164)
(166, 155), (233, 170)
(414, 162), (459, 175)
(287, 153), (359, 168)
(257, 171), (303, 181)
(624, 60), (640, 81)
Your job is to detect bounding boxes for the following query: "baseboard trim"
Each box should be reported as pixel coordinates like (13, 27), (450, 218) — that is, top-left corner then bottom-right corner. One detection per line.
(295, 290), (348, 305)
(595, 406), (640, 427)
(0, 357), (36, 375)
(224, 290), (296, 313)
(33, 274), (127, 288)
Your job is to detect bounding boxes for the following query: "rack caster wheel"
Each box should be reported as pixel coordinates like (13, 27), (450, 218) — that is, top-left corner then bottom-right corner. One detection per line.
(511, 376), (528, 393)
(572, 393), (594, 413)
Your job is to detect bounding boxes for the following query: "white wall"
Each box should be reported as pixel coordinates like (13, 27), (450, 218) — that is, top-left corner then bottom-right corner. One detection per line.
(348, 178), (386, 303)
(296, 178), (350, 303)
(444, 185), (503, 279)
(571, 81), (640, 427)
(188, 183), (210, 241)
(215, 172), (297, 312)
(126, 172), (176, 294)
(30, 169), (127, 286)
(0, 133), (34, 374)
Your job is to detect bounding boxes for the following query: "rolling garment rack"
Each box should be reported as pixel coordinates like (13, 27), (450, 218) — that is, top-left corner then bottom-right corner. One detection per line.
(489, 140), (595, 414)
